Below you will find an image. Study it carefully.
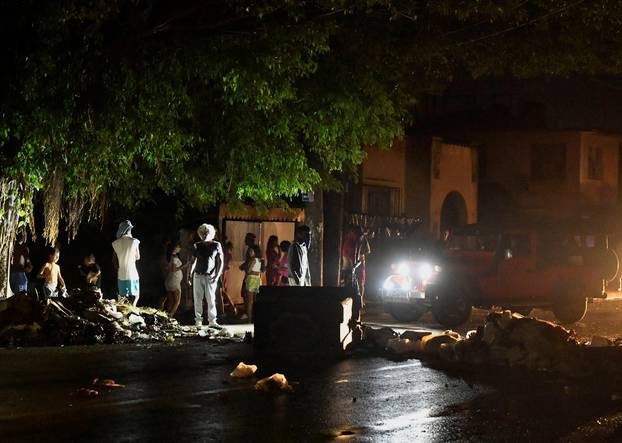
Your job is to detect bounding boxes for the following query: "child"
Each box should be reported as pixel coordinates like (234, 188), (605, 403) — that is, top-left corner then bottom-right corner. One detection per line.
(37, 247), (66, 300)
(78, 253), (101, 292)
(241, 244), (262, 323)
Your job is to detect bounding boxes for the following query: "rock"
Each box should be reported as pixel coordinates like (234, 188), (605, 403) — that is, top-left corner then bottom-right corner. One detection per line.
(127, 314), (146, 328)
(386, 338), (418, 355)
(230, 362), (258, 378)
(481, 322), (502, 346)
(589, 336), (611, 347)
(254, 373), (293, 392)
(363, 327), (398, 349)
(465, 330), (478, 340)
(400, 330), (431, 342)
(438, 342), (456, 362)
(421, 333), (459, 357)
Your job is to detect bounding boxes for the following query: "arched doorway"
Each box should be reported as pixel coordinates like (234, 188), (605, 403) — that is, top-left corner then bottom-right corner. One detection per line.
(440, 191), (468, 234)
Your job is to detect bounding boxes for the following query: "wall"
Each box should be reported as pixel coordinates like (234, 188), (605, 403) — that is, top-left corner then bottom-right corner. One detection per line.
(428, 138), (478, 235)
(474, 131), (582, 218)
(579, 132), (619, 208)
(472, 130), (620, 219)
(361, 141), (407, 213)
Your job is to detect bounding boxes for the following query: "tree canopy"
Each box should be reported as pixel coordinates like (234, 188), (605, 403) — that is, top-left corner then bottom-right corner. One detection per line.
(3, 0), (622, 248)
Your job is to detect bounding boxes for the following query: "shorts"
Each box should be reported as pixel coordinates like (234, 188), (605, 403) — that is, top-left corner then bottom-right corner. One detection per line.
(9, 272), (28, 293)
(118, 279), (140, 296)
(244, 275), (261, 294)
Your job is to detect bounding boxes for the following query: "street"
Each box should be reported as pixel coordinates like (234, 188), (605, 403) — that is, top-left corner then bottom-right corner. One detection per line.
(4, 298), (622, 442)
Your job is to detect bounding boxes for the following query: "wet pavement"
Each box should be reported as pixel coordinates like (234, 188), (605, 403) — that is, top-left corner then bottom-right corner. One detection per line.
(4, 299), (622, 441)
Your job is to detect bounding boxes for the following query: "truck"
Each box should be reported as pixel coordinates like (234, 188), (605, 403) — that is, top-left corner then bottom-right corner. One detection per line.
(380, 223), (618, 326)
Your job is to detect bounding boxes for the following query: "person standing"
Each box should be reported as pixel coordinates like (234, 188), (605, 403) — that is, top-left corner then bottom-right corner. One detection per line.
(37, 247), (66, 301)
(265, 235), (281, 286)
(10, 232), (32, 294)
(341, 226), (370, 322)
(288, 225), (311, 286)
(277, 240), (291, 285)
(163, 241), (189, 317)
(241, 245), (262, 323)
(112, 220), (141, 306)
(189, 223), (224, 329)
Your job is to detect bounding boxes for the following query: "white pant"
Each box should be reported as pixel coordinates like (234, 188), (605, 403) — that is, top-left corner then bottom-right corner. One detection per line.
(193, 274), (218, 324)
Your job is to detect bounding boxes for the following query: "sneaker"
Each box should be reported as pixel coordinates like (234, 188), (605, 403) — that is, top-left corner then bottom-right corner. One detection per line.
(195, 320), (203, 327)
(208, 322), (223, 330)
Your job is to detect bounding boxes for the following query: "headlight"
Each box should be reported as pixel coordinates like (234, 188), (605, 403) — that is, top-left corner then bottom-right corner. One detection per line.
(383, 275), (410, 291)
(396, 262), (410, 275)
(418, 262), (434, 280)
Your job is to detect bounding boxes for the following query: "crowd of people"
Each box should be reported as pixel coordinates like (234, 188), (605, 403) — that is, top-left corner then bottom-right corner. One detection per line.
(8, 220), (315, 329)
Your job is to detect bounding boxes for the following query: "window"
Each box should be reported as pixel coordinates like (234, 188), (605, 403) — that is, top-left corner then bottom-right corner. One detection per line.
(530, 144), (566, 180)
(363, 185), (401, 216)
(587, 145), (604, 180)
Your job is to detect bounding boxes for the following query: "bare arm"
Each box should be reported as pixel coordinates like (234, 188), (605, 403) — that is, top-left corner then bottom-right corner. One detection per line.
(37, 263), (49, 280)
(58, 269), (65, 288)
(212, 243), (224, 282)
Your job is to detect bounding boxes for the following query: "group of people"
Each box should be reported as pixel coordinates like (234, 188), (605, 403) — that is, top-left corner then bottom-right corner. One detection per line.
(151, 223), (313, 328)
(9, 233), (102, 301)
(9, 220), (316, 328)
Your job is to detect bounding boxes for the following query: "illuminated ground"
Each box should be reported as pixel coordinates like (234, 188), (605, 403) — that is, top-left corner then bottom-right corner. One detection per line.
(4, 298), (622, 441)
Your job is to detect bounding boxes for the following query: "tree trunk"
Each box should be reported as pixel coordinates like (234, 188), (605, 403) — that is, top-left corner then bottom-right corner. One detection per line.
(304, 190), (324, 286)
(0, 178), (22, 299)
(322, 190), (344, 286)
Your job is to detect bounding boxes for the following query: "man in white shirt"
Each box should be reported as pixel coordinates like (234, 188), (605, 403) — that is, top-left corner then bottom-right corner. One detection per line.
(288, 225), (311, 286)
(112, 220), (141, 306)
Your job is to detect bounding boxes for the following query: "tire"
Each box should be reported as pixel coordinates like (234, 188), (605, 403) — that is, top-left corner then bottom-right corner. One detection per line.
(430, 282), (472, 327)
(552, 284), (587, 324)
(389, 304), (426, 323)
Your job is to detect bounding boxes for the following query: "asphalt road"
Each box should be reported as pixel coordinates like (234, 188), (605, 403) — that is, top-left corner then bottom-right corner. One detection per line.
(4, 298), (622, 442)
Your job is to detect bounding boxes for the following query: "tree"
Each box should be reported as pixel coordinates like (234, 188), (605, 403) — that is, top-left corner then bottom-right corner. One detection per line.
(3, 0), (622, 296)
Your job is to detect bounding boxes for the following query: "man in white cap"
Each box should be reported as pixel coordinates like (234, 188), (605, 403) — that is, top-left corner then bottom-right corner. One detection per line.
(188, 223), (224, 328)
(112, 220), (141, 306)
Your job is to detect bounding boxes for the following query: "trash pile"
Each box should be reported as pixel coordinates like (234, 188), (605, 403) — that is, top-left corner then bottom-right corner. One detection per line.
(0, 290), (188, 346)
(362, 311), (622, 377)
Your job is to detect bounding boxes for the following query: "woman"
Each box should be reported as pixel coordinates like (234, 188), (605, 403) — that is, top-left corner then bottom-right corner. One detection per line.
(163, 241), (189, 317)
(265, 235), (281, 286)
(242, 245), (262, 323)
(277, 240), (291, 285)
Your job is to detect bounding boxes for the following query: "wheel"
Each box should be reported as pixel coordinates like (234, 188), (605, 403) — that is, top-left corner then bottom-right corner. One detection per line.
(389, 304), (427, 323)
(430, 282), (472, 327)
(552, 284), (587, 324)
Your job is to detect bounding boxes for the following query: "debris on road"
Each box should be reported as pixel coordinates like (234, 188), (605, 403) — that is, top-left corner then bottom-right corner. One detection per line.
(254, 373), (293, 393)
(230, 362), (258, 378)
(0, 291), (237, 347)
(92, 378), (125, 389)
(76, 388), (99, 398)
(363, 310), (622, 378)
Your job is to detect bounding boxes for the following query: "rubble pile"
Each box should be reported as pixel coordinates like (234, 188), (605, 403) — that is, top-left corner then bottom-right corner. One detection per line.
(0, 290), (188, 346)
(362, 311), (603, 376)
